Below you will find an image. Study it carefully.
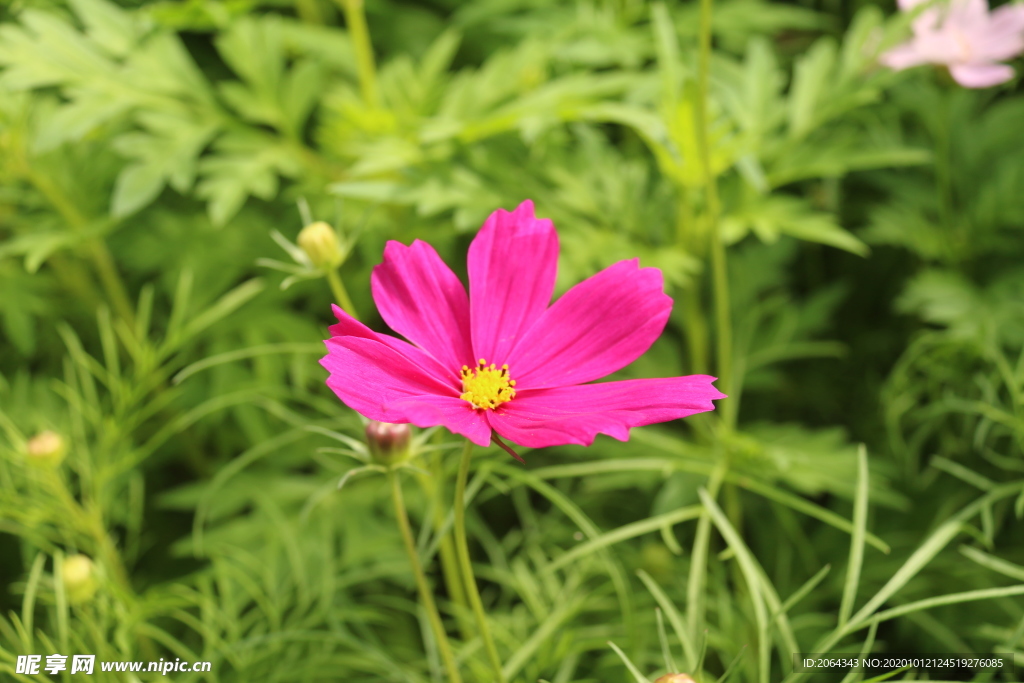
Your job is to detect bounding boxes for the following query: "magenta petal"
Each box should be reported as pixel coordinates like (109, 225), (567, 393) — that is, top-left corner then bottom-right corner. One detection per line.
(388, 395), (492, 446)
(487, 376), (726, 448)
(371, 240), (473, 372)
(320, 336), (456, 422)
(506, 259), (672, 389)
(327, 304), (458, 385)
(949, 62), (1014, 87)
(468, 200), (559, 364)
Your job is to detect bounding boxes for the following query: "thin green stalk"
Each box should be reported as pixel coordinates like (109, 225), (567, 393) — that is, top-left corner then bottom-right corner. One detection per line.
(86, 239), (137, 329)
(388, 469), (463, 683)
(419, 455), (474, 641)
(686, 457), (727, 647)
(693, 0), (734, 430)
(294, 0), (323, 23)
(24, 167), (136, 328)
(934, 96), (960, 265)
(677, 194), (709, 378)
(337, 0), (380, 107)
(454, 439), (505, 682)
(326, 269), (359, 320)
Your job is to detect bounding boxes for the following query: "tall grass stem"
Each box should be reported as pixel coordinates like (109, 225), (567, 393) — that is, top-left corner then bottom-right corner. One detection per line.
(454, 439), (506, 682)
(337, 0), (380, 107)
(327, 269), (359, 320)
(693, 0), (734, 429)
(388, 468), (463, 683)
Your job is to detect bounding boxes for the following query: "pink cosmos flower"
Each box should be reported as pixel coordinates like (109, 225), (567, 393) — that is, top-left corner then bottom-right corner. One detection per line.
(320, 200), (725, 454)
(880, 0), (1024, 88)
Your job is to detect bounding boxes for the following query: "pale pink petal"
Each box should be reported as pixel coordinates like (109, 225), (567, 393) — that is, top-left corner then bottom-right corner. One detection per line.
(974, 5), (1024, 60)
(505, 259), (672, 389)
(327, 304), (459, 385)
(914, 29), (962, 63)
(947, 0), (990, 26)
(371, 240), (473, 372)
(949, 62), (1015, 87)
(468, 200), (558, 365)
(388, 395), (492, 446)
(880, 42), (931, 69)
(989, 3), (1024, 34)
(320, 337), (457, 423)
(487, 376), (726, 448)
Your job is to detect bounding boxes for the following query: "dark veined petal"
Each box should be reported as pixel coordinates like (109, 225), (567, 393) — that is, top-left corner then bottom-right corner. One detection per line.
(468, 200), (558, 365)
(506, 259), (672, 389)
(486, 376), (726, 448)
(371, 240), (473, 372)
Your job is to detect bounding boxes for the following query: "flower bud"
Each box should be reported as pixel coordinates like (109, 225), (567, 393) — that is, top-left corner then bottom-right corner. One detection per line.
(297, 221), (343, 269)
(365, 421), (411, 465)
(62, 555), (98, 604)
(655, 675), (697, 683)
(26, 430), (67, 467)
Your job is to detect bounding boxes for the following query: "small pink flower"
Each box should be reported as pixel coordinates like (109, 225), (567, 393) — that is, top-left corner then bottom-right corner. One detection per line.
(881, 0), (1024, 88)
(320, 200), (725, 454)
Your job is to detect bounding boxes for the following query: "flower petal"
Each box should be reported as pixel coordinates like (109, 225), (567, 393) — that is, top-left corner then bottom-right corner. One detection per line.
(949, 62), (1014, 87)
(468, 200), (558, 364)
(975, 5), (1024, 61)
(506, 259), (672, 389)
(371, 240), (473, 372)
(388, 395), (492, 446)
(879, 43), (930, 70)
(487, 376), (726, 448)
(320, 336), (456, 422)
(327, 304), (458, 385)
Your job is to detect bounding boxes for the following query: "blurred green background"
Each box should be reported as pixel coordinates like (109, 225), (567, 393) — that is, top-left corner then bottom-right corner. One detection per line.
(1, 0), (1024, 680)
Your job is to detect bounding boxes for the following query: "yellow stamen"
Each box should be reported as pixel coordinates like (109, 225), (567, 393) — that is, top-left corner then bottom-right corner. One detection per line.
(460, 359), (516, 410)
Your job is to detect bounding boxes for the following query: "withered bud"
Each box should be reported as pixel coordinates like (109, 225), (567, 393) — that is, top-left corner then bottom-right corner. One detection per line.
(62, 555), (98, 604)
(655, 675), (697, 683)
(26, 430), (67, 467)
(297, 221), (344, 269)
(365, 421), (411, 465)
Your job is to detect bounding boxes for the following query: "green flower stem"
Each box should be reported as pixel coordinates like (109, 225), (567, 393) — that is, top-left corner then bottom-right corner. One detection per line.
(294, 0), (323, 24)
(387, 468), (463, 683)
(693, 0), (734, 431)
(421, 457), (474, 641)
(86, 239), (137, 330)
(676, 195), (709, 376)
(326, 269), (359, 320)
(337, 0), (380, 107)
(454, 439), (506, 682)
(686, 457), (727, 657)
(23, 166), (136, 329)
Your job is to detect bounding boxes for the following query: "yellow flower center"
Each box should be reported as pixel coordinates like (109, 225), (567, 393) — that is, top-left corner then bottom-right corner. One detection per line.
(460, 358), (516, 410)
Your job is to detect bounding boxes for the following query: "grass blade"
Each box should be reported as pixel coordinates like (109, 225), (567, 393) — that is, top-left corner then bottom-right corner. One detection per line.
(839, 445), (869, 627)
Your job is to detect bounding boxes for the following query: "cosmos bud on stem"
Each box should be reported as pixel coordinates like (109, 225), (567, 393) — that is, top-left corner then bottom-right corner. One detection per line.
(26, 430), (67, 467)
(365, 421), (411, 466)
(62, 555), (98, 604)
(654, 675), (697, 683)
(298, 221), (344, 270)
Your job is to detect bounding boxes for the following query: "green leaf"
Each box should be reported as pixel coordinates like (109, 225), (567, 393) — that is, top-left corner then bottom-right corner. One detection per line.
(68, 0), (137, 58)
(722, 195), (868, 255)
(788, 38), (837, 139)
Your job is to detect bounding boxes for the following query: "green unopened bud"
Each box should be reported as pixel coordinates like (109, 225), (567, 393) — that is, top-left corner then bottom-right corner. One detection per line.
(62, 555), (98, 604)
(26, 430), (67, 467)
(298, 221), (343, 269)
(655, 675), (696, 683)
(365, 421), (411, 465)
